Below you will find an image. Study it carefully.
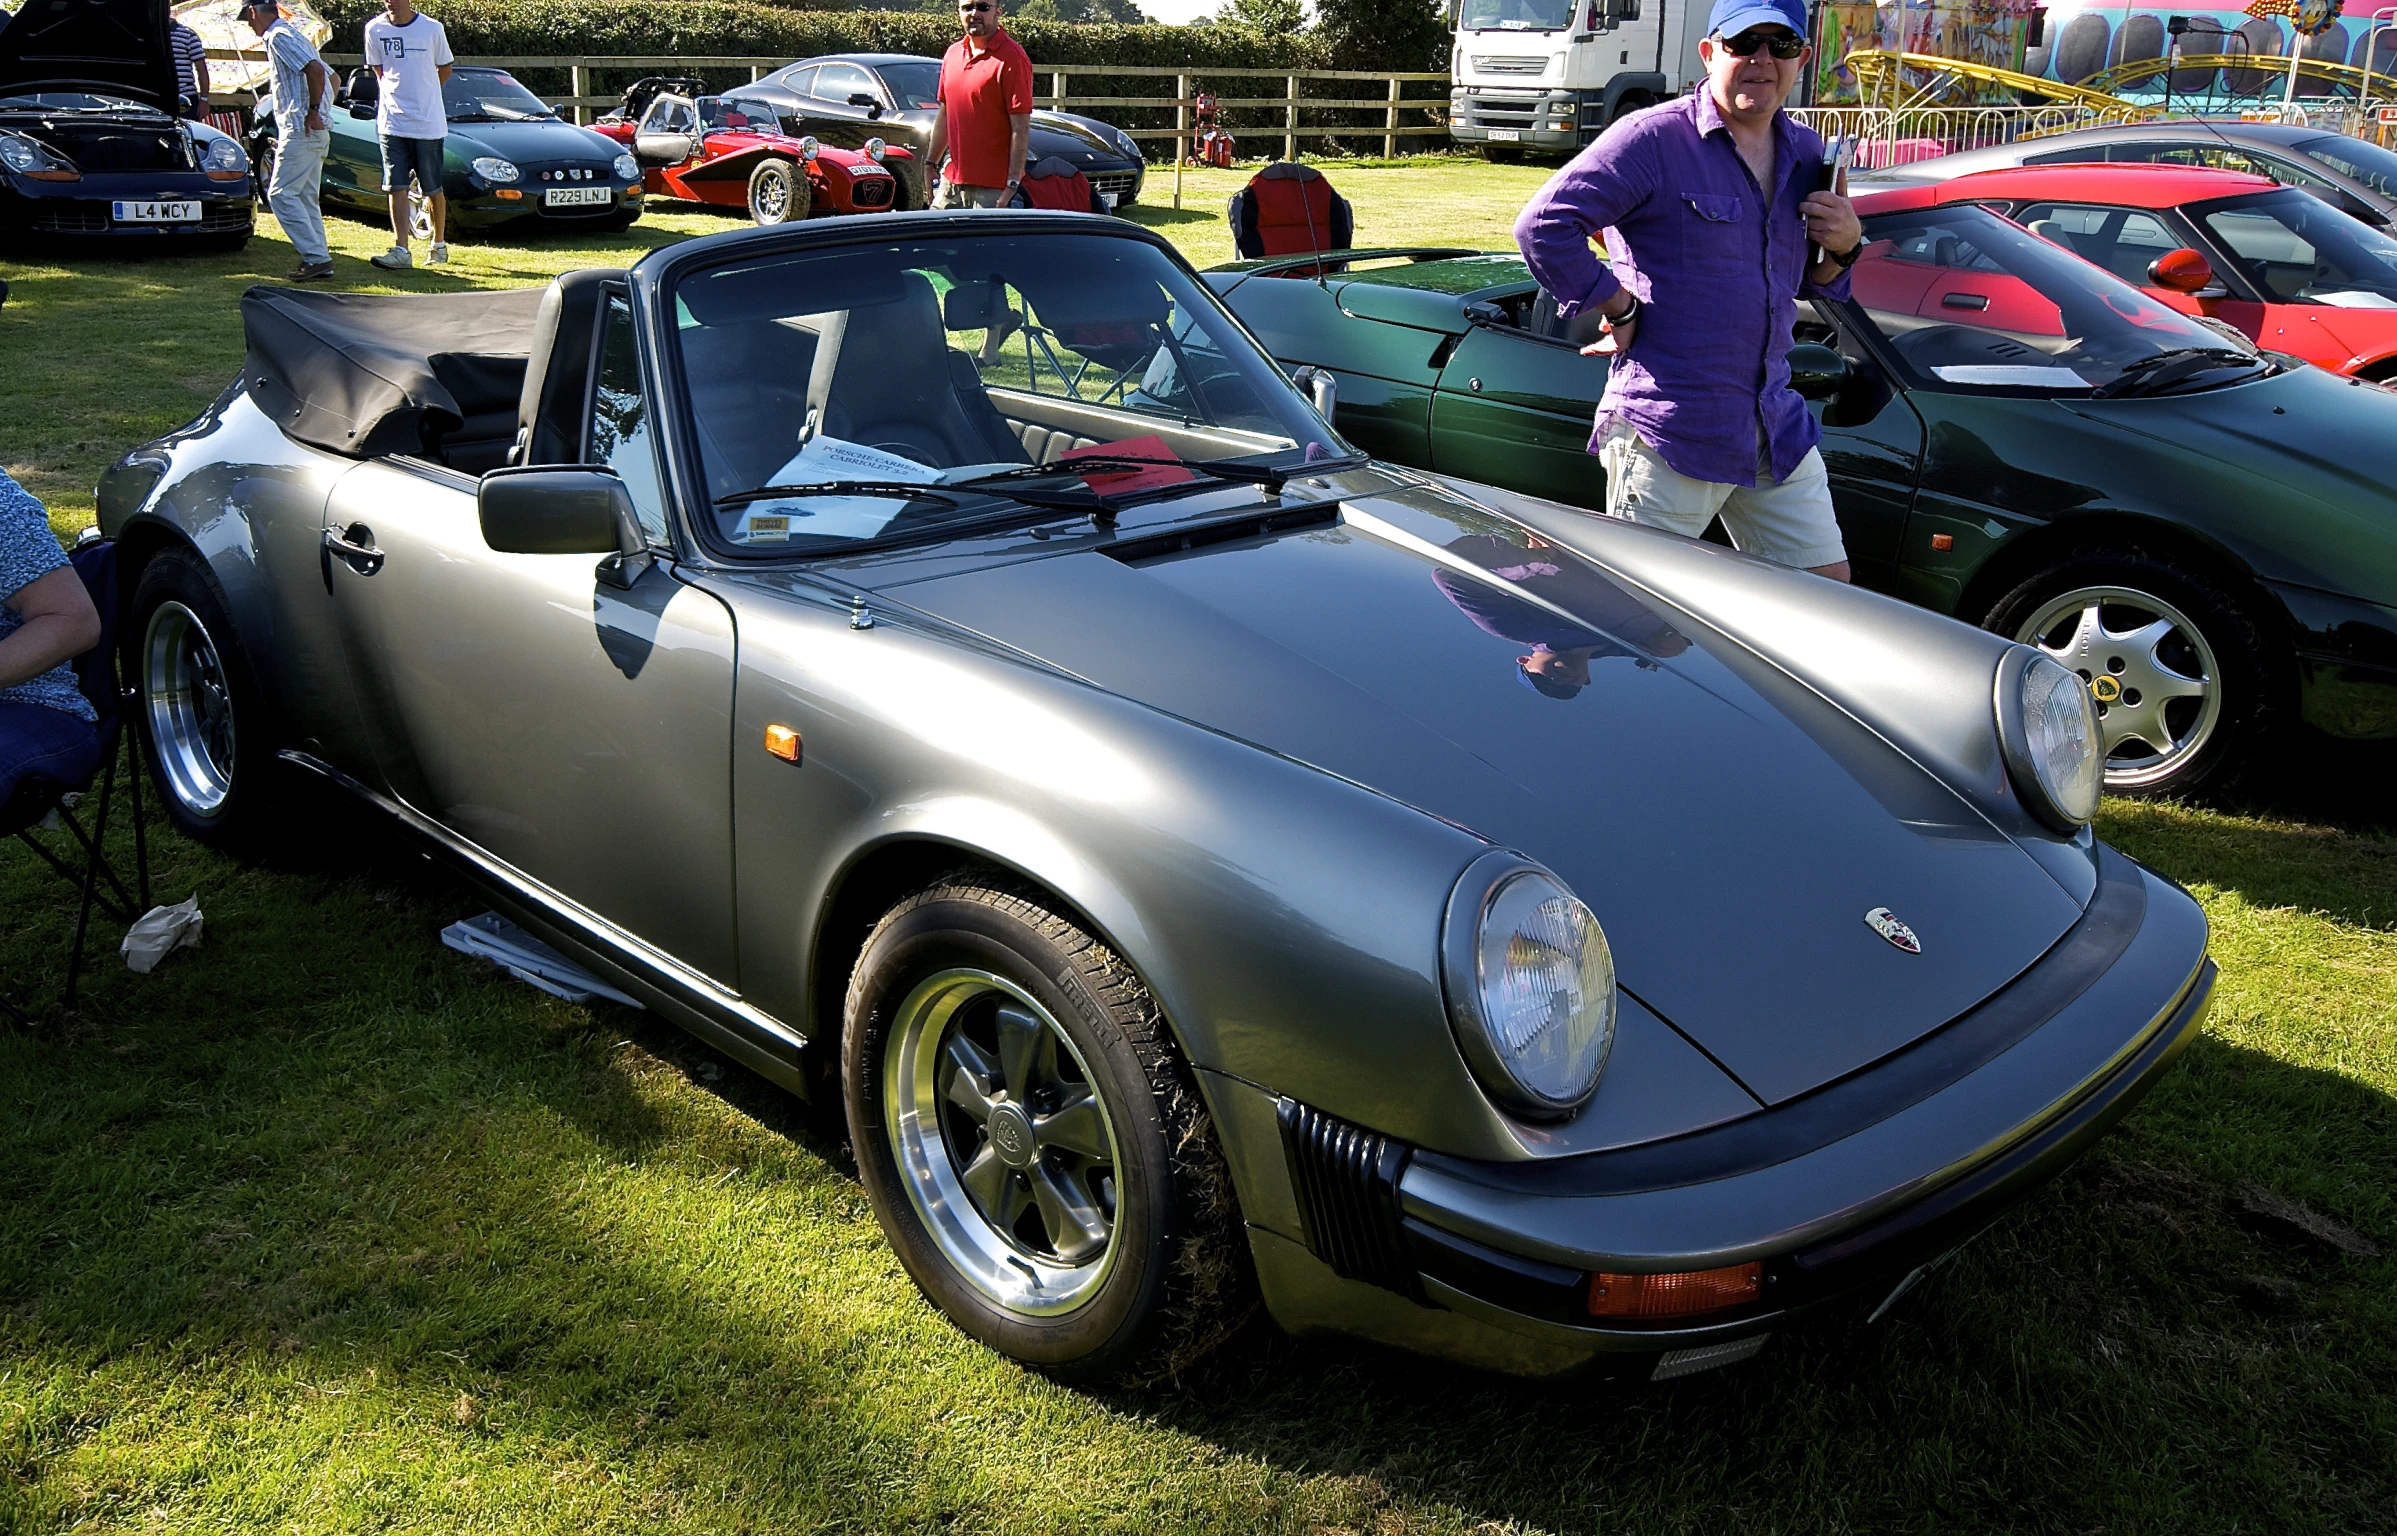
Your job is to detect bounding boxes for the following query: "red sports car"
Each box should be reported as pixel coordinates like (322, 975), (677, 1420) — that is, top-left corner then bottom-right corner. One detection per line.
(1889, 162), (2397, 381)
(594, 78), (914, 226)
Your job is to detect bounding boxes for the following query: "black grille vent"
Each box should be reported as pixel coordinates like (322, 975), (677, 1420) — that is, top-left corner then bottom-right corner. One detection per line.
(853, 177), (893, 208)
(1278, 1098), (1419, 1299)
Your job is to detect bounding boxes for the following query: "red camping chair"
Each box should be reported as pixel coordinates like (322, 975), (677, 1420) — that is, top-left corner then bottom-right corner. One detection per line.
(1013, 154), (1108, 214)
(1227, 162), (1354, 275)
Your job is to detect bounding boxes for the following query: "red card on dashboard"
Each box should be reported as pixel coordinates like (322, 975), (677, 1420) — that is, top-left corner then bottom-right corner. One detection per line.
(1061, 435), (1199, 496)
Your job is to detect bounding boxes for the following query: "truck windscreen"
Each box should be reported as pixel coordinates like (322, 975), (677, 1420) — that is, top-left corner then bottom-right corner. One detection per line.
(1459, 0), (1576, 31)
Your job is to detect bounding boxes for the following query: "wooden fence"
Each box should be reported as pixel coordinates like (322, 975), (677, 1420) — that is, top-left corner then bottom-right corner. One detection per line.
(205, 50), (1452, 161)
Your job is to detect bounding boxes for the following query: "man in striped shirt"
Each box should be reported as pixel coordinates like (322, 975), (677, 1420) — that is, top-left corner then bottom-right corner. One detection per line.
(168, 17), (210, 119)
(241, 0), (334, 280)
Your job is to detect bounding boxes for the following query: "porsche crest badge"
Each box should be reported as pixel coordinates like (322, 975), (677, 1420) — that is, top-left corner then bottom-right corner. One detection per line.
(1865, 907), (1922, 953)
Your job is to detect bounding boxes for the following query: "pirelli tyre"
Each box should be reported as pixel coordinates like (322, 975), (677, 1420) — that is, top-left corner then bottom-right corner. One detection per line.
(842, 874), (1253, 1384)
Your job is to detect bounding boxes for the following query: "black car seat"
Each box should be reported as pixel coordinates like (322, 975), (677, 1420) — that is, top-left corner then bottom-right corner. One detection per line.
(815, 272), (1028, 468)
(343, 67), (379, 110)
(511, 267), (627, 466)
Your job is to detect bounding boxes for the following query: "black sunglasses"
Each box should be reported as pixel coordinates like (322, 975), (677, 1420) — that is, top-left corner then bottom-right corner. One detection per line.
(1718, 29), (1806, 58)
(959, 2), (991, 10)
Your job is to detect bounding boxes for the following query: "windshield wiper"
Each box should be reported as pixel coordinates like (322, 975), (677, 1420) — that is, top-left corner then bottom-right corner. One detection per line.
(955, 449), (1366, 500)
(717, 479), (963, 508)
(2090, 346), (2264, 399)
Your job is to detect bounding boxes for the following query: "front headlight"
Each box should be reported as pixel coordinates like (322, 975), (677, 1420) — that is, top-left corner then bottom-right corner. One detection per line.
(613, 151), (640, 180)
(0, 130), (77, 180)
(470, 156), (519, 184)
(863, 136), (886, 161)
(1441, 854), (1617, 1120)
(796, 135), (820, 160)
(201, 135), (247, 174)
(1997, 648), (2102, 831)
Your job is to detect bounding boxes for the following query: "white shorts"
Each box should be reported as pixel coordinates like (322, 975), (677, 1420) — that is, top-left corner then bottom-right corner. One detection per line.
(1596, 418), (1847, 570)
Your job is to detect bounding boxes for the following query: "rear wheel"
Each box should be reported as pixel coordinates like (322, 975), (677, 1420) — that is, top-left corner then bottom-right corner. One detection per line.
(1981, 550), (2277, 796)
(130, 547), (283, 848)
(1480, 144), (1523, 164)
(842, 875), (1252, 1384)
(747, 157), (810, 225)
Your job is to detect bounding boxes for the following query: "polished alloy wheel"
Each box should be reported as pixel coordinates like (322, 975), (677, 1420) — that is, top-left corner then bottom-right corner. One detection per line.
(884, 968), (1122, 1317)
(144, 598), (238, 817)
(752, 166), (789, 223)
(2016, 584), (2220, 790)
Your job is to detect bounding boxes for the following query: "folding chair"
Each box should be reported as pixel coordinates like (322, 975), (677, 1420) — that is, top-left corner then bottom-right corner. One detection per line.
(1226, 161), (1356, 276)
(1, 538), (152, 1017)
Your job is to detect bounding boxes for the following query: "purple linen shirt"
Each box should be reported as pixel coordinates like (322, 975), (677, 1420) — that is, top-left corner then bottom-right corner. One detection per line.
(1513, 90), (1851, 488)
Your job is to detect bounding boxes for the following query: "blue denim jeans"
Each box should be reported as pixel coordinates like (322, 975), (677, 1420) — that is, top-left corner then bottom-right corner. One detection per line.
(0, 700), (101, 810)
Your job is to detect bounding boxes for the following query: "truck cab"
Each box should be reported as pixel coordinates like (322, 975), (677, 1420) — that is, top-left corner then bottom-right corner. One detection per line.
(1446, 0), (1709, 156)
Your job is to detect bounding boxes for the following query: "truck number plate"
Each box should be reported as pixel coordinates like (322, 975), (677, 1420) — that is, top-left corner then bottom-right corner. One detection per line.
(1486, 128), (1522, 142)
(544, 187), (611, 207)
(112, 200), (200, 222)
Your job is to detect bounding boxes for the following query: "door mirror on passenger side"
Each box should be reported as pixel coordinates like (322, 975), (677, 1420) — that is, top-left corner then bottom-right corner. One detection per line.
(1786, 343), (1852, 400)
(1290, 364), (1337, 419)
(848, 92), (884, 120)
(1461, 300), (1508, 328)
(2146, 247), (2215, 293)
(479, 465), (654, 587)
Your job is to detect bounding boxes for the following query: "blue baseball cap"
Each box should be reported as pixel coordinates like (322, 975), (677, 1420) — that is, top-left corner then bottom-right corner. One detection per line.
(1706, 0), (1808, 39)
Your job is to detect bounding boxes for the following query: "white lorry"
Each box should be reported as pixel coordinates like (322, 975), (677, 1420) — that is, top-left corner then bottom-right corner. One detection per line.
(1445, 0), (1712, 158)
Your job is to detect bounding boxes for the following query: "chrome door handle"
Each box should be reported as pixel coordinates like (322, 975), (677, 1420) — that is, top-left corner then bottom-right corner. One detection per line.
(323, 523), (385, 576)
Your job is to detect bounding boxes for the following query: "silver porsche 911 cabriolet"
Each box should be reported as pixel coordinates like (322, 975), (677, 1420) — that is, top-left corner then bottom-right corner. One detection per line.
(96, 212), (2213, 1386)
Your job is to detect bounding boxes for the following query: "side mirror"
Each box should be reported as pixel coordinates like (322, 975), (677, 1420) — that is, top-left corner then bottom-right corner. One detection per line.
(1787, 342), (1852, 400)
(479, 465), (653, 587)
(2147, 247), (2215, 293)
(1461, 300), (1508, 328)
(848, 92), (884, 120)
(1291, 364), (1338, 419)
(347, 103), (373, 120)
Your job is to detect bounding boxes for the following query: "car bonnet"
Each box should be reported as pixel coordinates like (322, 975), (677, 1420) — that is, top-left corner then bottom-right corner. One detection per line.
(0, 0), (179, 110)
(890, 481), (2087, 1107)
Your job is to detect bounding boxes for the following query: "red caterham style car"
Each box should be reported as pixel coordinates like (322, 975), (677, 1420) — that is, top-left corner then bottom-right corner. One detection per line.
(594, 78), (913, 226)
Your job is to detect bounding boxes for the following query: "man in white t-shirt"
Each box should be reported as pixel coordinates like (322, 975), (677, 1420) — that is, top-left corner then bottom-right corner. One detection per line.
(363, 0), (454, 269)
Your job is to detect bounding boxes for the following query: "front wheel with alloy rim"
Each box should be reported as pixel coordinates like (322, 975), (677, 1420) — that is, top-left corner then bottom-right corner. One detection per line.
(1982, 551), (2277, 796)
(747, 157), (810, 225)
(131, 547), (280, 847)
(842, 875), (1253, 1384)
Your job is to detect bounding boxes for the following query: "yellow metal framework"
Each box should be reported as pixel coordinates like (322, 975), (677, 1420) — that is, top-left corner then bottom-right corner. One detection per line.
(2080, 51), (2397, 100)
(1843, 48), (2154, 114)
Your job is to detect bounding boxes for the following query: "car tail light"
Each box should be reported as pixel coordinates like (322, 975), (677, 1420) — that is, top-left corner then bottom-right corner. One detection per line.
(1587, 1262), (1761, 1319)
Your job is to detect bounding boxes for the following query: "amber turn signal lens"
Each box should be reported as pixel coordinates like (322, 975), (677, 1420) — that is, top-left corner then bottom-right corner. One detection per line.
(495, 187), (522, 200)
(1587, 1261), (1761, 1319)
(764, 724), (801, 763)
(1929, 533), (1954, 551)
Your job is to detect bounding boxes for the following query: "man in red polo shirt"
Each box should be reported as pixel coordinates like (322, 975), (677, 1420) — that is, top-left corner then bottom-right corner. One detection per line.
(928, 0), (1033, 208)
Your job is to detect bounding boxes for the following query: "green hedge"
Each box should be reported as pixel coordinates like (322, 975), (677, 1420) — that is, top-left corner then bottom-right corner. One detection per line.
(310, 2), (1445, 154)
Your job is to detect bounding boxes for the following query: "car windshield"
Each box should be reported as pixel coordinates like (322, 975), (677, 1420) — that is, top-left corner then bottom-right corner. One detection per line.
(1459, 0), (1575, 29)
(879, 62), (941, 110)
(442, 70), (553, 121)
(2292, 132), (2397, 201)
(1845, 204), (2260, 395)
(696, 95), (773, 132)
(672, 231), (1346, 554)
(2194, 188), (2397, 308)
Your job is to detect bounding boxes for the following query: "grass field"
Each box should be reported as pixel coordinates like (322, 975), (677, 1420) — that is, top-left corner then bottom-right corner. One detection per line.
(3, 159), (2394, 1534)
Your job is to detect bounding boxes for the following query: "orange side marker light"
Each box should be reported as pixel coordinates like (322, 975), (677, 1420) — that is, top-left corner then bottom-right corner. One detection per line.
(1587, 1261), (1762, 1319)
(764, 724), (801, 763)
(1929, 533), (1954, 551)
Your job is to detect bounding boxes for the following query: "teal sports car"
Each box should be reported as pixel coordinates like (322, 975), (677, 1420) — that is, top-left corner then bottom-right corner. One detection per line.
(254, 64), (642, 235)
(1207, 192), (2397, 796)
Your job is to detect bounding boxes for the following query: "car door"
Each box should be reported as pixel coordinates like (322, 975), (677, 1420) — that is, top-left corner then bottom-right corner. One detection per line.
(805, 62), (879, 150)
(634, 95), (701, 168)
(318, 288), (740, 985)
(1428, 308), (1611, 509)
(1799, 300), (1927, 591)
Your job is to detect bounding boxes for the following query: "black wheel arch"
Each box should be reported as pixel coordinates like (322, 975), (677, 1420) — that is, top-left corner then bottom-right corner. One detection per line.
(1955, 509), (2296, 659)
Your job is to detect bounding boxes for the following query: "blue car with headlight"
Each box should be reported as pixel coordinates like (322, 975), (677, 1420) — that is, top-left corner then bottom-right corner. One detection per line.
(255, 64), (642, 235)
(0, 0), (252, 249)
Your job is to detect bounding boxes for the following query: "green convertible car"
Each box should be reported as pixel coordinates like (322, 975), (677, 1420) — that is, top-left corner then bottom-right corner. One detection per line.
(1206, 192), (2397, 795)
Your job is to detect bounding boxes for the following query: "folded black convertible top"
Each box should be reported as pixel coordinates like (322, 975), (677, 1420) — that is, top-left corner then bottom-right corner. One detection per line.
(242, 285), (547, 458)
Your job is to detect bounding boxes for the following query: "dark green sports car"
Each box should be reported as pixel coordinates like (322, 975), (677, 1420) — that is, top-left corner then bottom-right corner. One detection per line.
(1206, 193), (2397, 795)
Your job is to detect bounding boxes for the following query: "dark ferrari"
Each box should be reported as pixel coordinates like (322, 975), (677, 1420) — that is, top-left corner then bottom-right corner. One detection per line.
(722, 53), (1145, 213)
(0, 0), (252, 248)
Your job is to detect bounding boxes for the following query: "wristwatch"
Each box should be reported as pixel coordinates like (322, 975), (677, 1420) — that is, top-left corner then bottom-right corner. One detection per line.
(1828, 238), (1867, 268)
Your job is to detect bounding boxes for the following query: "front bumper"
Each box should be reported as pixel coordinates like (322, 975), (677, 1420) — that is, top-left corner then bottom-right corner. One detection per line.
(446, 174), (642, 230)
(1231, 843), (2213, 1377)
(1, 174), (252, 238)
(1448, 88), (1586, 151)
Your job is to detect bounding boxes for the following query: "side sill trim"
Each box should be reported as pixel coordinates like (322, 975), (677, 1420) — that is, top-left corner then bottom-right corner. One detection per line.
(277, 750), (809, 1066)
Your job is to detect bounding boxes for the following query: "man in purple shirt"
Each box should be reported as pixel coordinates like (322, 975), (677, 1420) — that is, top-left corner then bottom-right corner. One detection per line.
(1513, 0), (1866, 580)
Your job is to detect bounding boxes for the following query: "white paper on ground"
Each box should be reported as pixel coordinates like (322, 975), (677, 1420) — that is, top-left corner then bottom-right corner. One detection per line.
(122, 893), (204, 973)
(440, 912), (646, 1008)
(734, 435), (940, 543)
(1931, 364), (2091, 387)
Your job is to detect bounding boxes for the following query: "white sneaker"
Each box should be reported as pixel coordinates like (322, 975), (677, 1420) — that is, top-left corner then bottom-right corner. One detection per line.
(426, 242), (449, 266)
(370, 245), (412, 270)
